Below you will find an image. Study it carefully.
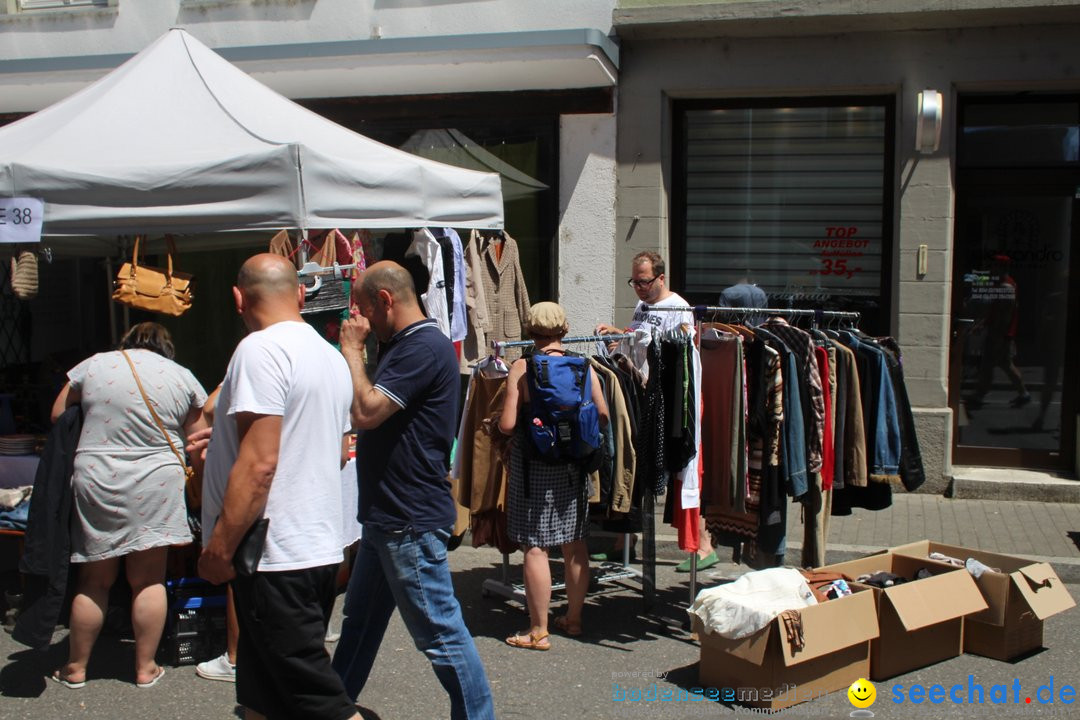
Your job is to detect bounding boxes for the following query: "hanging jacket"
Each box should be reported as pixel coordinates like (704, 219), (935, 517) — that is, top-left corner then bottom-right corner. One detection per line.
(434, 228), (468, 343)
(407, 229), (451, 338)
(836, 331), (901, 482)
(760, 318), (825, 474)
(460, 230), (493, 372)
(877, 337), (926, 492)
(13, 406), (82, 649)
(587, 359), (636, 514)
(478, 231), (530, 345)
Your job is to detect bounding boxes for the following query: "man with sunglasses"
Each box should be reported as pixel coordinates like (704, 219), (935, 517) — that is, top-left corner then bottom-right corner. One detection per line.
(595, 250), (693, 337)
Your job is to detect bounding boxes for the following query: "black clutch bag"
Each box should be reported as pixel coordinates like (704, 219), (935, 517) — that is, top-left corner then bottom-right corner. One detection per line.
(233, 518), (269, 577)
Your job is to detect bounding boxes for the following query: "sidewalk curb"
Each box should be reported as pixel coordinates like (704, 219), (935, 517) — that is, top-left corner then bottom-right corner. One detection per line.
(786, 541), (1080, 584)
(652, 535), (1080, 583)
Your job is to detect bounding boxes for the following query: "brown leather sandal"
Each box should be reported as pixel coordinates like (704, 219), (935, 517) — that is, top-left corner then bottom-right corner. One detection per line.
(505, 630), (551, 651)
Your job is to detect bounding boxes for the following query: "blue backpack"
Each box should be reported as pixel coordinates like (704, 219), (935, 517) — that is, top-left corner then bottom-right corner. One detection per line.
(525, 350), (602, 473)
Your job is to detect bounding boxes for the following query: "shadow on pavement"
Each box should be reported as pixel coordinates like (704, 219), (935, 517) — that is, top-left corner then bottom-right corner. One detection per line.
(451, 560), (702, 650)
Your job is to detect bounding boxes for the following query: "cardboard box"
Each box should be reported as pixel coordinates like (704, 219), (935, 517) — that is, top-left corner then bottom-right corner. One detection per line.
(694, 587), (879, 711)
(890, 541), (1076, 661)
(816, 553), (988, 680)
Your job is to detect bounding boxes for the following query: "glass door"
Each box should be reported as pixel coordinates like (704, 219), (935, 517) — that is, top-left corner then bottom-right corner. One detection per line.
(951, 95), (1080, 470)
(950, 187), (1078, 468)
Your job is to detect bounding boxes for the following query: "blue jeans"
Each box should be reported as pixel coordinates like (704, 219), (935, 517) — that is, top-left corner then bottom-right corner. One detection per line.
(331, 525), (495, 720)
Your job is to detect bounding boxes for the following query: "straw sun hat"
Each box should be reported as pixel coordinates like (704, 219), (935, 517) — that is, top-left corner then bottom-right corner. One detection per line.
(525, 301), (569, 338)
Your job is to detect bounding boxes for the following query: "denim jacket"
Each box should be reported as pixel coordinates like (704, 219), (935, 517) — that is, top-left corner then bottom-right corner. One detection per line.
(837, 332), (901, 480)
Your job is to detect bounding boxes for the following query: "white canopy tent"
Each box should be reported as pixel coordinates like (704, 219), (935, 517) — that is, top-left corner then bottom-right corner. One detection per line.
(0, 28), (504, 239)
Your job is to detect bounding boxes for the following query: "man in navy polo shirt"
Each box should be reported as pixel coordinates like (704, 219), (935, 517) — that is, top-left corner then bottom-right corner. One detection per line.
(332, 261), (495, 720)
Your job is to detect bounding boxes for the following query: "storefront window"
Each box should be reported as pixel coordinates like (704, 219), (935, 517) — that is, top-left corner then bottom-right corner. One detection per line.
(674, 98), (895, 332)
(960, 102), (1079, 167)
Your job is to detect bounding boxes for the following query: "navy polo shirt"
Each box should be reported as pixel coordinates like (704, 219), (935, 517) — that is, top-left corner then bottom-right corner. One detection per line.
(356, 318), (458, 532)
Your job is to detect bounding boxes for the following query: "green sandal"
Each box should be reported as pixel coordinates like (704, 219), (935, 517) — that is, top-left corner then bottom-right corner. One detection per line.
(676, 551), (719, 573)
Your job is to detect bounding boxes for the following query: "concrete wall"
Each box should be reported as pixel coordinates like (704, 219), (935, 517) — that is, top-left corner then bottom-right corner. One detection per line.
(615, 21), (1080, 487)
(558, 113), (617, 335)
(0, 0), (615, 57)
(1, 1), (621, 365)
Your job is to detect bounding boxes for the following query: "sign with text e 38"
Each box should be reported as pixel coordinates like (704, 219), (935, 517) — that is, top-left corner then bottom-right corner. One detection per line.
(0, 198), (45, 244)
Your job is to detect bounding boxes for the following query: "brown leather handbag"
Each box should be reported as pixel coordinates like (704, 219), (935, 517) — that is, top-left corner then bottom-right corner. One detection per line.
(112, 235), (193, 317)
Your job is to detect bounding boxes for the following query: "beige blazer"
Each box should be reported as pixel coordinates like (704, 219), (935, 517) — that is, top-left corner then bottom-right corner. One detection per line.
(460, 231), (493, 372)
(587, 359), (636, 513)
(478, 231), (531, 345)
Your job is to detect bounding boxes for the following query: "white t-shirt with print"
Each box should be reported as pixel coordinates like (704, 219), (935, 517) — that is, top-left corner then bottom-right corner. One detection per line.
(202, 321), (352, 572)
(630, 292), (694, 335)
(617, 292), (696, 379)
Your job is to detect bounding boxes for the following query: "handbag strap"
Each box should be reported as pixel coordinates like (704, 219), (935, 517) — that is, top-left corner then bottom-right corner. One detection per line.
(127, 235), (178, 283)
(165, 234), (178, 281)
(121, 349), (186, 468)
(129, 235), (142, 276)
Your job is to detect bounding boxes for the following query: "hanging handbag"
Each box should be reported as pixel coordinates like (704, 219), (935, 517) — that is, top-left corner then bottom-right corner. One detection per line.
(268, 229), (295, 263)
(112, 235), (193, 317)
(10, 250), (39, 301)
(120, 350), (201, 511)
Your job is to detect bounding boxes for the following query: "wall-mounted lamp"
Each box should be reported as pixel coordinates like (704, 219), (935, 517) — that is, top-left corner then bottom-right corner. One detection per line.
(915, 89), (943, 154)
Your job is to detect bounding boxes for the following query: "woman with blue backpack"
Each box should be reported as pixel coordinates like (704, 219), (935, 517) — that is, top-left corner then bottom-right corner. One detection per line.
(499, 302), (609, 650)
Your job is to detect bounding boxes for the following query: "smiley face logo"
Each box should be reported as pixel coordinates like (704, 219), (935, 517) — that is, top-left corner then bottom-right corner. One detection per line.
(848, 678), (876, 708)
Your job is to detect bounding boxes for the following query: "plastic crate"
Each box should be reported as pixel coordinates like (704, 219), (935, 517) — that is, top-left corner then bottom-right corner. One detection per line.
(162, 578), (227, 666)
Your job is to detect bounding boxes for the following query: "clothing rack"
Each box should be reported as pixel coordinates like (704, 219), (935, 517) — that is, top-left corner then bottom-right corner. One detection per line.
(647, 302), (861, 608)
(479, 332), (658, 611)
(490, 333), (636, 356)
(645, 304), (860, 324)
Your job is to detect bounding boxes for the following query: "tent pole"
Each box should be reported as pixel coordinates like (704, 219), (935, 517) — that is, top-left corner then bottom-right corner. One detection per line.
(104, 256), (117, 346)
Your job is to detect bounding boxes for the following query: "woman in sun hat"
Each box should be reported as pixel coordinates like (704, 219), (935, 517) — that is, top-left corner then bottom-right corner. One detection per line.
(498, 302), (609, 650)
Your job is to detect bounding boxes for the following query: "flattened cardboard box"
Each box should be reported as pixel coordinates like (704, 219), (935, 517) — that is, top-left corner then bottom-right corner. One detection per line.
(891, 541), (1076, 661)
(816, 553), (988, 681)
(695, 587), (879, 711)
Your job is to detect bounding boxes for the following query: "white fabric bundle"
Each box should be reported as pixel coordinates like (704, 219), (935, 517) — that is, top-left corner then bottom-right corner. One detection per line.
(688, 567), (817, 639)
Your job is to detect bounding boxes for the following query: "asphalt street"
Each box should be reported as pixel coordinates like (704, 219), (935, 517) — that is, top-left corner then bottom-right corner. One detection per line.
(1, 526), (1077, 720)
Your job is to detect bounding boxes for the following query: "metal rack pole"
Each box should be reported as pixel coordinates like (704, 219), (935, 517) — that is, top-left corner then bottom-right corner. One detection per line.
(645, 304), (860, 322)
(490, 332), (636, 354)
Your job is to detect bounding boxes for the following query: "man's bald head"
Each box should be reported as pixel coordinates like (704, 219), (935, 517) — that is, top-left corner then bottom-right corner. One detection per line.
(356, 261), (418, 307)
(237, 253), (301, 305)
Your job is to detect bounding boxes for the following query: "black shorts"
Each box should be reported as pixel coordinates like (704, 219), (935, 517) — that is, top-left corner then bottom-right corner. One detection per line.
(231, 564), (355, 720)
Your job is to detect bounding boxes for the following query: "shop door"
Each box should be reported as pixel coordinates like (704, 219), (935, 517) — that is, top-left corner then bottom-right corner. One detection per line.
(950, 183), (1078, 469)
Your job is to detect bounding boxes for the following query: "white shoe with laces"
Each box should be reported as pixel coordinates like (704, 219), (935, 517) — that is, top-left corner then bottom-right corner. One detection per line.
(195, 652), (236, 682)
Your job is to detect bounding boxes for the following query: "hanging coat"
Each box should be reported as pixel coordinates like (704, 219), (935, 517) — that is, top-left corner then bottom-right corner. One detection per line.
(478, 231), (530, 345)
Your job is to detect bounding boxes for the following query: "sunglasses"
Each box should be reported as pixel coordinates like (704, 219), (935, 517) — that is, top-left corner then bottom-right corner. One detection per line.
(627, 276), (660, 289)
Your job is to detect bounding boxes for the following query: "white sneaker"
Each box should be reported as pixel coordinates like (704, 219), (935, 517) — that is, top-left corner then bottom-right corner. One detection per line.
(195, 652), (236, 682)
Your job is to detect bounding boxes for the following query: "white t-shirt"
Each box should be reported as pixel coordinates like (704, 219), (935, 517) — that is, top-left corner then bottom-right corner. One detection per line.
(630, 292), (694, 335)
(616, 293), (695, 379)
(202, 321), (352, 572)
